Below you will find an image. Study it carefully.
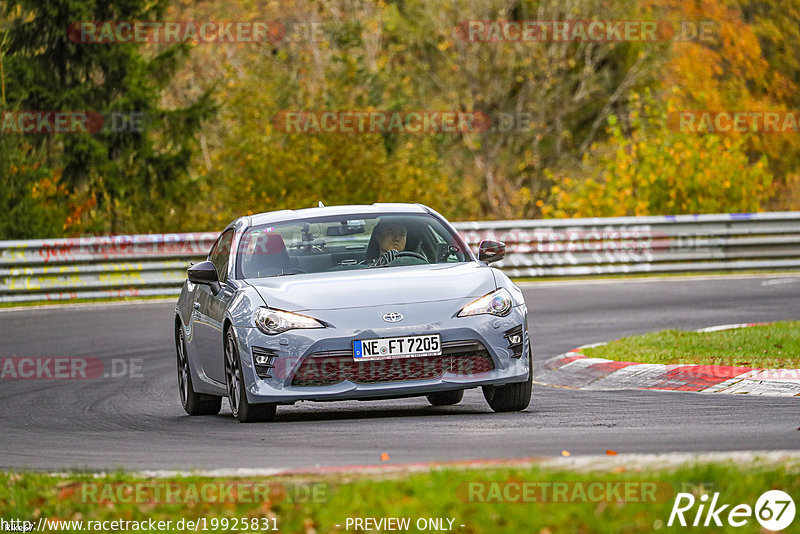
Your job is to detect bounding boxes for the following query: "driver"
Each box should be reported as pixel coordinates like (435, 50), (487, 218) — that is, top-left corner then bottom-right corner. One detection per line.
(372, 222), (408, 265)
(378, 223), (407, 254)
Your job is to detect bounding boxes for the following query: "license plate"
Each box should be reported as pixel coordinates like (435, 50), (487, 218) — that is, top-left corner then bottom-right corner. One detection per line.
(353, 334), (441, 361)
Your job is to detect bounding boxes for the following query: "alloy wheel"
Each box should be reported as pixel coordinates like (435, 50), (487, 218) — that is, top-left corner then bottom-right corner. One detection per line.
(176, 329), (189, 406)
(225, 334), (242, 416)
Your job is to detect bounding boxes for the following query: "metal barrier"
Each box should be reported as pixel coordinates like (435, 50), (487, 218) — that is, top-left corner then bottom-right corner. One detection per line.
(453, 211), (800, 277)
(1, 212), (799, 303)
(0, 233), (216, 303)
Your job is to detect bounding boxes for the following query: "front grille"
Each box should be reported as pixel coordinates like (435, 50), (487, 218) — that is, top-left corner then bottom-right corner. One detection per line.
(291, 340), (495, 387)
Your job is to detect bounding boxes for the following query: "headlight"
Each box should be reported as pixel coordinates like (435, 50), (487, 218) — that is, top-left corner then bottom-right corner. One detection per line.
(457, 288), (514, 317)
(255, 307), (325, 335)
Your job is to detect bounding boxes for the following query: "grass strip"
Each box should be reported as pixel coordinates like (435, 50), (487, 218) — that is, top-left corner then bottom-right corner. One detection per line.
(1, 459), (797, 533)
(581, 321), (800, 368)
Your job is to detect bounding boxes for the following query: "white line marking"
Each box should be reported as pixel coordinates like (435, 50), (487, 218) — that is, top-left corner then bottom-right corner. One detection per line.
(762, 278), (799, 286)
(0, 298), (175, 314)
(517, 273), (800, 287)
(695, 323), (754, 333)
(575, 341), (609, 350)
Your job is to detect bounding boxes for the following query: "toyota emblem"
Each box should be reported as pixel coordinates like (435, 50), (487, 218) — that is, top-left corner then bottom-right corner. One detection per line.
(382, 312), (404, 323)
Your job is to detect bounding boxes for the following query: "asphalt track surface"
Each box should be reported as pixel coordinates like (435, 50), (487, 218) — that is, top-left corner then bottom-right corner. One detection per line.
(1, 275), (798, 471)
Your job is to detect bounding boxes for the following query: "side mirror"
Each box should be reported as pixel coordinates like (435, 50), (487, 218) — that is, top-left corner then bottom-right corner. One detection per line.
(188, 261), (221, 293)
(478, 240), (505, 263)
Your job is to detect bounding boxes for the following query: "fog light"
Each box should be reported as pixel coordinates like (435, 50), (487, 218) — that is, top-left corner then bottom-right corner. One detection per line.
(504, 325), (525, 359)
(251, 347), (277, 378)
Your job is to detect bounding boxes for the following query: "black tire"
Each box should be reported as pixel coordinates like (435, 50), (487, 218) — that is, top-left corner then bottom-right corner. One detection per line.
(225, 330), (277, 423)
(482, 342), (533, 412)
(426, 389), (464, 406)
(176, 324), (222, 416)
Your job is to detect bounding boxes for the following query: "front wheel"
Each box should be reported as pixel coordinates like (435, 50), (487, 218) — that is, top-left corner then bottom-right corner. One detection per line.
(176, 325), (221, 416)
(225, 330), (276, 423)
(482, 343), (532, 412)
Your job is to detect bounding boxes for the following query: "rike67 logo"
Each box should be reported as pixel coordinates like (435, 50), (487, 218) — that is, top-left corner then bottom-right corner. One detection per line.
(668, 490), (795, 530)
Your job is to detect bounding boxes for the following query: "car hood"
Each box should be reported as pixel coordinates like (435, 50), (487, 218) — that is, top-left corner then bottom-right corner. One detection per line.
(247, 263), (496, 312)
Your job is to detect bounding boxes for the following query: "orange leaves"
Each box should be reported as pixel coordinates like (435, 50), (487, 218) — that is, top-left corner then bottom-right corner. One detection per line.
(30, 169), (66, 200)
(63, 195), (98, 232)
(546, 92), (773, 218)
(645, 0), (800, 212)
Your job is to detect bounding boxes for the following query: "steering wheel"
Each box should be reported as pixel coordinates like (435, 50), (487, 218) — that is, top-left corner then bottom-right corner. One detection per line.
(374, 250), (428, 266)
(395, 251), (427, 262)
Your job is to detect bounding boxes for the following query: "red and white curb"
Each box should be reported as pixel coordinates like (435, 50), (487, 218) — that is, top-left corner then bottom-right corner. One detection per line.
(535, 323), (800, 397)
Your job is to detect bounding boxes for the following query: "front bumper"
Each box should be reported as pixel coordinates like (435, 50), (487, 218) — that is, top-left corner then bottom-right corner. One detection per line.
(232, 303), (530, 404)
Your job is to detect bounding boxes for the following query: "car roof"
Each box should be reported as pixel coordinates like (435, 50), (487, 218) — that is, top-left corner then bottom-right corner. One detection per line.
(243, 203), (431, 228)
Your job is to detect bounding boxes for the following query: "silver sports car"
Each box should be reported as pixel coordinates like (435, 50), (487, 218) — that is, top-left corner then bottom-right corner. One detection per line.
(174, 203), (531, 422)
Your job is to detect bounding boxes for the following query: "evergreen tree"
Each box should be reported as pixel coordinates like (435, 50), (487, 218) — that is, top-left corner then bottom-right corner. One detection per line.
(1, 0), (214, 235)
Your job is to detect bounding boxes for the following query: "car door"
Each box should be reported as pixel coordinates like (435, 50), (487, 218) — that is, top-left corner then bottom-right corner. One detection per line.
(193, 229), (235, 384)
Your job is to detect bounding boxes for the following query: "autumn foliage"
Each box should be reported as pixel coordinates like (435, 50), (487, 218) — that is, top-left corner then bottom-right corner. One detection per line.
(1, 0), (799, 237)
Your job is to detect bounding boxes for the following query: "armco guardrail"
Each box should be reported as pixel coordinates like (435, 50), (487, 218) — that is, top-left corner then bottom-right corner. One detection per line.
(454, 211), (800, 277)
(0, 233), (216, 303)
(1, 212), (799, 303)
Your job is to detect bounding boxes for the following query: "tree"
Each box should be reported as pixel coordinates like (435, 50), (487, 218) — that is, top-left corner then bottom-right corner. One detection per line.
(163, 0), (473, 229)
(378, 0), (667, 218)
(652, 0), (800, 211)
(545, 92), (773, 217)
(1, 0), (214, 236)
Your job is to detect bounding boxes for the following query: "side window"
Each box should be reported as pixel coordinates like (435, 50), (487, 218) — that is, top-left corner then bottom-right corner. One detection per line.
(208, 230), (234, 283)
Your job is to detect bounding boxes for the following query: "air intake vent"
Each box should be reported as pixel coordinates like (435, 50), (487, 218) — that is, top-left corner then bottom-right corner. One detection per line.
(504, 325), (524, 358)
(251, 347), (277, 379)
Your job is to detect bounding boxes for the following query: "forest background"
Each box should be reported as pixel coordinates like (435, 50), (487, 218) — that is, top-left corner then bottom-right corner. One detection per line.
(1, 0), (798, 238)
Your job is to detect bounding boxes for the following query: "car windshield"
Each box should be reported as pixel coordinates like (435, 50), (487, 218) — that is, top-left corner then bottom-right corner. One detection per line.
(236, 213), (470, 279)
